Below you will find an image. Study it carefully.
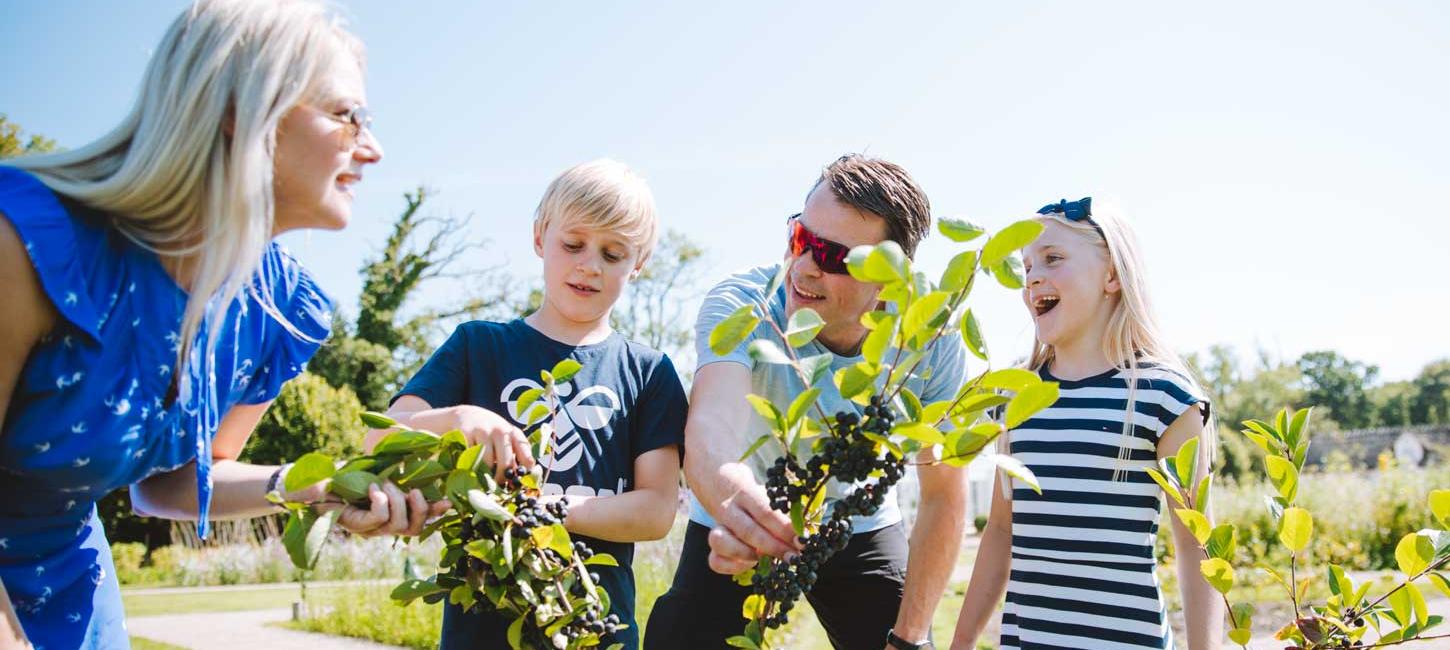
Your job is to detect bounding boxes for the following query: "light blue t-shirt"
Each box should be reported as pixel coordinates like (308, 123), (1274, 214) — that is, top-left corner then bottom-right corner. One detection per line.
(689, 263), (968, 534)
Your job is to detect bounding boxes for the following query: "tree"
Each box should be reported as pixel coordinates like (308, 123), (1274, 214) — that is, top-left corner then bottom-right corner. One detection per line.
(0, 115), (57, 159)
(612, 229), (707, 368)
(308, 187), (523, 410)
(1410, 359), (1450, 425)
(1372, 381), (1417, 428)
(1297, 350), (1379, 430)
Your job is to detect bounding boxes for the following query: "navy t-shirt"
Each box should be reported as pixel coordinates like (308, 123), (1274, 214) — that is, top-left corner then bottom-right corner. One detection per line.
(396, 318), (687, 650)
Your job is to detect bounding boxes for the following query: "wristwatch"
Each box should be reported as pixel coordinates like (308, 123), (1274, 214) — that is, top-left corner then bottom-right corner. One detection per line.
(265, 462), (292, 508)
(886, 629), (932, 650)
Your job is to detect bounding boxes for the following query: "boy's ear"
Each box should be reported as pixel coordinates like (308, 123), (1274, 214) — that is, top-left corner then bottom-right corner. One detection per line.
(533, 222), (546, 258)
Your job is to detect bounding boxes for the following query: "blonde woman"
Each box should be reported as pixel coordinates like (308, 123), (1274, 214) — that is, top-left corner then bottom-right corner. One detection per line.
(950, 198), (1224, 649)
(0, 1), (422, 647)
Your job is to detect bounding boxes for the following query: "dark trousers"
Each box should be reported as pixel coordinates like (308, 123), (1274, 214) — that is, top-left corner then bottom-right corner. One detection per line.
(644, 521), (908, 650)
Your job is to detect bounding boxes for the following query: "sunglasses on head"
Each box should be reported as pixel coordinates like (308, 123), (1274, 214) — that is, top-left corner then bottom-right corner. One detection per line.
(1037, 197), (1105, 240)
(786, 214), (853, 275)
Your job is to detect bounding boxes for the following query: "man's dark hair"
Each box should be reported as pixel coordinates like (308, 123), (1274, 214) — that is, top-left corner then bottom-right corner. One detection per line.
(808, 154), (932, 258)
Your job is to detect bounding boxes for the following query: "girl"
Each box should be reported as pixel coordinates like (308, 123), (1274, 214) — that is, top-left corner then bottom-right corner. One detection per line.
(0, 2), (413, 647)
(950, 197), (1223, 649)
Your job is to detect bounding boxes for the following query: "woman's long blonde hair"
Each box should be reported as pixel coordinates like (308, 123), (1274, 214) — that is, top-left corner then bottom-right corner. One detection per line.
(11, 0), (362, 394)
(1025, 199), (1215, 480)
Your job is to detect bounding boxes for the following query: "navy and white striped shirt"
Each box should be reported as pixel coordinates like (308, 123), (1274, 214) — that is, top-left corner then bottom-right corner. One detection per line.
(1001, 362), (1208, 650)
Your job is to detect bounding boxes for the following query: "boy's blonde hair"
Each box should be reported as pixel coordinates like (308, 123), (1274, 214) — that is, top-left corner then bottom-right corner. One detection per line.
(533, 159), (658, 266)
(1025, 198), (1216, 481)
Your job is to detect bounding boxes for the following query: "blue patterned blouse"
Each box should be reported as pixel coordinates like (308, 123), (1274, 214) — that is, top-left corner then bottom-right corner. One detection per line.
(0, 166), (334, 649)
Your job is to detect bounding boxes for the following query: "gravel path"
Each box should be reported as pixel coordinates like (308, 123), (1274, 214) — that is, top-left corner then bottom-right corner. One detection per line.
(127, 608), (407, 650)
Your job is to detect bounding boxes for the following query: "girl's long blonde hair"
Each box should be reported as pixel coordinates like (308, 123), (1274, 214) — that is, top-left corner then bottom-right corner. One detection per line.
(1025, 199), (1215, 481)
(10, 0), (361, 396)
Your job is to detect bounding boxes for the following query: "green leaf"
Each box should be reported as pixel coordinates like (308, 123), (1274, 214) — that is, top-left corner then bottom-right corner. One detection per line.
(359, 411), (399, 429)
(786, 388), (822, 428)
(507, 614), (524, 649)
(1264, 455), (1299, 503)
(1200, 557), (1235, 594)
(1174, 437), (1200, 493)
(1279, 507), (1312, 553)
(798, 353), (833, 387)
(710, 304), (760, 356)
(764, 262), (789, 299)
(284, 452), (335, 493)
(938, 217), (986, 243)
(902, 291), (951, 344)
(1145, 468), (1184, 507)
(328, 470), (381, 502)
(950, 392), (1010, 419)
(1409, 581), (1430, 628)
(373, 429), (440, 455)
(286, 507), (338, 571)
(1431, 489), (1450, 528)
(1286, 407), (1310, 449)
(981, 219), (1044, 268)
(1395, 532), (1435, 577)
(584, 553), (619, 567)
(940, 250), (979, 292)
(989, 453), (1041, 494)
(742, 594), (766, 620)
(1389, 584), (1413, 629)
(847, 241), (909, 283)
(550, 358), (582, 384)
(1428, 572), (1450, 599)
(1243, 419), (1282, 444)
(1326, 564), (1352, 598)
(1228, 629), (1251, 646)
(467, 489), (512, 522)
(990, 255), (1025, 290)
(745, 394), (787, 435)
(1194, 474), (1213, 514)
(738, 434), (773, 462)
(515, 387), (546, 415)
(1004, 382), (1059, 429)
(785, 308), (825, 348)
(960, 308), (988, 361)
(979, 368), (1040, 391)
(1175, 508), (1212, 545)
(747, 339), (791, 365)
(861, 314), (896, 365)
(391, 578), (447, 605)
(725, 637), (761, 650)
(893, 422), (945, 445)
(834, 362), (881, 403)
(1208, 524), (1237, 562)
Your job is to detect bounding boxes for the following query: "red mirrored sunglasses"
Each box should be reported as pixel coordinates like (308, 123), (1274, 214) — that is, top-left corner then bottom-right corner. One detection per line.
(787, 214), (852, 275)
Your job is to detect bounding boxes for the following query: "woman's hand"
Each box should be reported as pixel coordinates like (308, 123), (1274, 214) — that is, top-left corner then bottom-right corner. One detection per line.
(326, 482), (451, 538)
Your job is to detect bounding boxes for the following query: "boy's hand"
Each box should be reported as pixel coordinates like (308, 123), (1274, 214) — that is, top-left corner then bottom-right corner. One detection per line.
(452, 405), (536, 482)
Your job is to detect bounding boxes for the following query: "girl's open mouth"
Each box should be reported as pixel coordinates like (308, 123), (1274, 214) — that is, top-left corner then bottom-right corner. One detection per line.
(1033, 295), (1060, 316)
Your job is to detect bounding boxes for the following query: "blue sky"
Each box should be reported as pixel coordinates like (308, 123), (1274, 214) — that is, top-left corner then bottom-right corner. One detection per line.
(4, 1), (1446, 382)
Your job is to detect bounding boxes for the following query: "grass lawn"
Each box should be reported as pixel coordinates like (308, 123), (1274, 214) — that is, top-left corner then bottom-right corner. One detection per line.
(129, 637), (189, 650)
(121, 584), (353, 618)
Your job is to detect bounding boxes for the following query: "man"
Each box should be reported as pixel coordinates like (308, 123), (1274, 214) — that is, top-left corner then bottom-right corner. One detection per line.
(644, 154), (969, 650)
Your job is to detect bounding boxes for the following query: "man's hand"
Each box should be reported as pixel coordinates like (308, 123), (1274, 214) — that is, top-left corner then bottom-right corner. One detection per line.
(705, 465), (801, 575)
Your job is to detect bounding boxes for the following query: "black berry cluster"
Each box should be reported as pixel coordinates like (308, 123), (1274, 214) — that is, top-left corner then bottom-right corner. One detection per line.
(754, 396), (908, 628)
(452, 466), (625, 646)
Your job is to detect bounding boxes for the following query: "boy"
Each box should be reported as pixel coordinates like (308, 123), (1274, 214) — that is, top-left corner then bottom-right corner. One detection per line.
(371, 159), (687, 650)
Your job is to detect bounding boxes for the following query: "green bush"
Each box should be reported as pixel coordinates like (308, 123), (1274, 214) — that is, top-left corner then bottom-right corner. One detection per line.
(111, 542), (147, 583)
(239, 371), (366, 466)
(1157, 464), (1449, 571)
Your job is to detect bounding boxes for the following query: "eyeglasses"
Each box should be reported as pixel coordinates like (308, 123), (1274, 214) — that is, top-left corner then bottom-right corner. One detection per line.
(787, 214), (852, 275)
(318, 104), (374, 147)
(1037, 197), (1104, 240)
